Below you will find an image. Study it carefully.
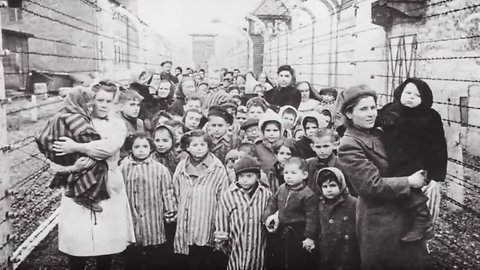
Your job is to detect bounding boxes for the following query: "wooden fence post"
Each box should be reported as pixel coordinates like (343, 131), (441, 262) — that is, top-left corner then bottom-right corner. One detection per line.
(0, 5), (14, 270)
(30, 95), (37, 122)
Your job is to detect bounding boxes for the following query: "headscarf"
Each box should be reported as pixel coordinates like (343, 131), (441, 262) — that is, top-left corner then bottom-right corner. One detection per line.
(315, 167), (348, 198)
(297, 81), (323, 102)
(60, 87), (95, 117)
(393, 77), (433, 112)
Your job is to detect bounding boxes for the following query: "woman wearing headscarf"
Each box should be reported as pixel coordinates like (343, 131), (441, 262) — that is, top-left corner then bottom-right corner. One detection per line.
(264, 65), (301, 109)
(36, 87), (108, 213)
(296, 81), (323, 117)
(51, 81), (135, 270)
(337, 84), (429, 270)
(170, 77), (197, 116)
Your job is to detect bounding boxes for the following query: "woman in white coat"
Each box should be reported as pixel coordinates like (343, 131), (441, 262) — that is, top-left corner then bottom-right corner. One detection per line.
(51, 80), (135, 270)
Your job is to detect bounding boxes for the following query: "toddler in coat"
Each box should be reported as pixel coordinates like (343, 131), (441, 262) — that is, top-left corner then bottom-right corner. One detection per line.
(377, 78), (448, 242)
(316, 167), (360, 270)
(262, 157), (319, 270)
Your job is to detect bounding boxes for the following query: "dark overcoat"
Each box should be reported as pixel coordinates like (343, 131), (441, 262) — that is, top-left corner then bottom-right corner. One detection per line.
(337, 127), (428, 270)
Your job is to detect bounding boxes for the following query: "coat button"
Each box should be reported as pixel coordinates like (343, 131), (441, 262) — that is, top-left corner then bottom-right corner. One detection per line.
(329, 219), (334, 224)
(345, 235), (349, 240)
(344, 216), (349, 221)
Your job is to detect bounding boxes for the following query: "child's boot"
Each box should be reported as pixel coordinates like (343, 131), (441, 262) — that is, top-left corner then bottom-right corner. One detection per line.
(401, 204), (433, 242)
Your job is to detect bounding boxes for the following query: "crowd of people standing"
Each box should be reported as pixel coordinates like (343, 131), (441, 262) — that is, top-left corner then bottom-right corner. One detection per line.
(36, 60), (448, 270)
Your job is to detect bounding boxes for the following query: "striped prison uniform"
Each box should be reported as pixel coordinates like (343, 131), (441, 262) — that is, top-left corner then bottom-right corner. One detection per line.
(215, 183), (272, 270)
(36, 110), (109, 201)
(172, 153), (229, 255)
(120, 156), (176, 246)
(202, 88), (229, 113)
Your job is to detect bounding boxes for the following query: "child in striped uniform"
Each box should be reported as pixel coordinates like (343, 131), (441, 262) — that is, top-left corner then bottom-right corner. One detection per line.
(120, 132), (177, 270)
(215, 156), (272, 270)
(172, 130), (229, 270)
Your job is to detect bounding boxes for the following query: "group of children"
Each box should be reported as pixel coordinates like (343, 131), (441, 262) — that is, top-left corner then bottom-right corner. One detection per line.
(37, 66), (447, 270)
(105, 70), (365, 270)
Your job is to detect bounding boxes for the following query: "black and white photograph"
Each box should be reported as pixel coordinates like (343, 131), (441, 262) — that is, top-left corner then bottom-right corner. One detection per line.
(0, 0), (478, 269)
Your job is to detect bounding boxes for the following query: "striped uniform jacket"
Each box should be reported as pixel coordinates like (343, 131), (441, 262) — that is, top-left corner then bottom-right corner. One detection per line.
(120, 156), (176, 246)
(202, 88), (229, 112)
(36, 110), (109, 200)
(215, 183), (272, 270)
(172, 153), (229, 254)
(210, 133), (238, 164)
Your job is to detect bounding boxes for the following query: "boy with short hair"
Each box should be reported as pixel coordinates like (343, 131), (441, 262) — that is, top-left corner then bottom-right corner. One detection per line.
(118, 89), (146, 160)
(306, 128), (339, 196)
(279, 106), (298, 138)
(183, 95), (203, 113)
(215, 156), (272, 270)
(240, 118), (260, 144)
(183, 109), (203, 131)
(262, 157), (318, 270)
(208, 106), (236, 163)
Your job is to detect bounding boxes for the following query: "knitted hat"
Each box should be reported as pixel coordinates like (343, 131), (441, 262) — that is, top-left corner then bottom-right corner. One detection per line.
(301, 111), (323, 132)
(258, 109), (284, 135)
(234, 155), (261, 175)
(338, 84), (377, 115)
(315, 167), (348, 197)
(208, 105), (234, 125)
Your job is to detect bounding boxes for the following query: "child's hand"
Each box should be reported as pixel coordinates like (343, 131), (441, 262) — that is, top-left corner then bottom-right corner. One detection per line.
(302, 238), (315, 253)
(164, 212), (177, 223)
(214, 231), (229, 254)
(265, 214), (279, 233)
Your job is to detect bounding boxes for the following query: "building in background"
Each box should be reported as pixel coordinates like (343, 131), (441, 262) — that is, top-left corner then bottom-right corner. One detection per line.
(190, 34), (216, 72)
(1, 0), (172, 92)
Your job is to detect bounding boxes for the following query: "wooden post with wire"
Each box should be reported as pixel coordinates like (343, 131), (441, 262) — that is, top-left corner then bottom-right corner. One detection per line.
(0, 1), (18, 269)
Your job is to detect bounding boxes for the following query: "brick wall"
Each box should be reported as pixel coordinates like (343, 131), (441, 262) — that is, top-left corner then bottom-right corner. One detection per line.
(1, 0), (97, 73)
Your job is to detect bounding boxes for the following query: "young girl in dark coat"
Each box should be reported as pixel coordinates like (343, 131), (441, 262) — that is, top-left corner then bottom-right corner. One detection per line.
(316, 167), (360, 270)
(376, 78), (448, 242)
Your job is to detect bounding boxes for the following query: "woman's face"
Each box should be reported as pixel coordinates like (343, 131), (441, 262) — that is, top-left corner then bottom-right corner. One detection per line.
(182, 80), (197, 97)
(278, 71), (292, 87)
(297, 83), (310, 102)
(346, 96), (377, 130)
(157, 81), (171, 98)
(93, 90), (115, 119)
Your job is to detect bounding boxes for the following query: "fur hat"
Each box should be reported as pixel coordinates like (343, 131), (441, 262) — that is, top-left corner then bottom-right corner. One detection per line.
(234, 155), (261, 175)
(338, 84), (377, 115)
(208, 106), (234, 125)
